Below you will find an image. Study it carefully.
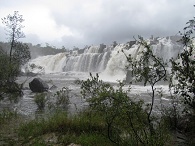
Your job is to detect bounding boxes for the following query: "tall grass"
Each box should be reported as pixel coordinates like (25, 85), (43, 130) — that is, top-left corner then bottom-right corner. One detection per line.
(0, 108), (17, 125)
(18, 110), (111, 145)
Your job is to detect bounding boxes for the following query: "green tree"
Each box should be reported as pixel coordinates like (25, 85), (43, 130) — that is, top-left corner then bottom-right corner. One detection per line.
(168, 14), (195, 145)
(13, 42), (31, 66)
(123, 36), (167, 135)
(1, 11), (25, 62)
(1, 11), (31, 74)
(170, 17), (195, 114)
(1, 11), (31, 100)
(77, 73), (168, 145)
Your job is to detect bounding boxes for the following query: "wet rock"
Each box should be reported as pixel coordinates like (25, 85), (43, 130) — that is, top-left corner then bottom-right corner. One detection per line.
(26, 72), (39, 77)
(23, 87), (29, 90)
(50, 85), (57, 90)
(128, 41), (136, 47)
(29, 78), (49, 92)
(19, 71), (38, 77)
(125, 70), (132, 84)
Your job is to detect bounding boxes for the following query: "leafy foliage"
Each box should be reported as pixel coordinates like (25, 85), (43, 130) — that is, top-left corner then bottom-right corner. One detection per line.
(77, 73), (169, 145)
(168, 14), (195, 145)
(1, 11), (25, 40)
(124, 36), (167, 86)
(170, 19), (195, 112)
(1, 11), (25, 62)
(0, 11), (31, 101)
(54, 87), (70, 109)
(122, 36), (167, 137)
(34, 93), (48, 110)
(13, 42), (31, 66)
(0, 52), (22, 100)
(0, 109), (17, 126)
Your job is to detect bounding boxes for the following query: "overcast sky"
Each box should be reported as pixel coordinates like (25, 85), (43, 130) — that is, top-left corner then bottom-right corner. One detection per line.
(0, 0), (195, 49)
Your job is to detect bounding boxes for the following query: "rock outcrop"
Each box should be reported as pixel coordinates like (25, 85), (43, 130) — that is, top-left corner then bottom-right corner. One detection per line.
(29, 78), (49, 92)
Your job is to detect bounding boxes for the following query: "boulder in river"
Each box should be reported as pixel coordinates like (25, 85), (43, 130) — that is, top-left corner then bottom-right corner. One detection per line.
(29, 78), (49, 92)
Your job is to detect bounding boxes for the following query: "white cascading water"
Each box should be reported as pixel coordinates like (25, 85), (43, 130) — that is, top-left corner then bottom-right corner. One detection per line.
(25, 36), (183, 82)
(25, 45), (111, 74)
(99, 43), (145, 82)
(100, 37), (183, 82)
(63, 51), (110, 72)
(25, 53), (67, 73)
(17, 36), (184, 116)
(151, 37), (182, 62)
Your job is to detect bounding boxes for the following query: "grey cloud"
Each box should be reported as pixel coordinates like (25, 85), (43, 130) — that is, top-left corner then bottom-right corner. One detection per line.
(50, 0), (195, 47)
(1, 0), (195, 48)
(23, 33), (42, 45)
(0, 24), (41, 45)
(61, 35), (86, 48)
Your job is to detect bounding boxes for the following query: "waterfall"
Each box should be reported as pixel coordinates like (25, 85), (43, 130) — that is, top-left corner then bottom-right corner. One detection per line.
(25, 36), (183, 82)
(25, 53), (67, 73)
(63, 46), (111, 72)
(26, 46), (111, 74)
(100, 37), (183, 82)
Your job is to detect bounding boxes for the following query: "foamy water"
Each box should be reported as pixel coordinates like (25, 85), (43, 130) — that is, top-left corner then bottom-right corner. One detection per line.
(16, 36), (183, 116)
(14, 72), (172, 116)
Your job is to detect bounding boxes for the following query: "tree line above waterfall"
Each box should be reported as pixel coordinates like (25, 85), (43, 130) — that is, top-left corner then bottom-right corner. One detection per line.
(0, 41), (65, 59)
(0, 35), (183, 59)
(0, 40), (112, 58)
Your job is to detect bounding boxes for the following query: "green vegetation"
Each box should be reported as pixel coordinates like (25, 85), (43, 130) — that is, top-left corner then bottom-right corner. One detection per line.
(76, 73), (169, 145)
(54, 87), (70, 110)
(34, 93), (48, 110)
(0, 11), (31, 102)
(123, 35), (167, 137)
(18, 111), (111, 145)
(0, 109), (17, 126)
(169, 16), (195, 144)
(1, 9), (195, 146)
(33, 87), (70, 112)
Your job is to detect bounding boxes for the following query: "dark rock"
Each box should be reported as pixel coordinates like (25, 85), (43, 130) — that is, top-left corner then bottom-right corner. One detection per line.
(170, 35), (182, 42)
(23, 87), (29, 90)
(50, 85), (57, 90)
(99, 44), (106, 53)
(150, 38), (159, 45)
(29, 78), (49, 92)
(170, 35), (182, 45)
(128, 41), (136, 47)
(78, 48), (85, 54)
(26, 72), (39, 77)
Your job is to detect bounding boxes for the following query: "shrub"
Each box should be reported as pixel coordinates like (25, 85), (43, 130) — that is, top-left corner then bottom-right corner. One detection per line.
(0, 108), (17, 125)
(77, 73), (169, 145)
(0, 53), (23, 102)
(54, 87), (70, 109)
(34, 93), (48, 110)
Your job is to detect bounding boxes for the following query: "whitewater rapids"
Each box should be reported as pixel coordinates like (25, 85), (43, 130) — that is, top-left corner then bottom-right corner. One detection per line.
(15, 36), (183, 116)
